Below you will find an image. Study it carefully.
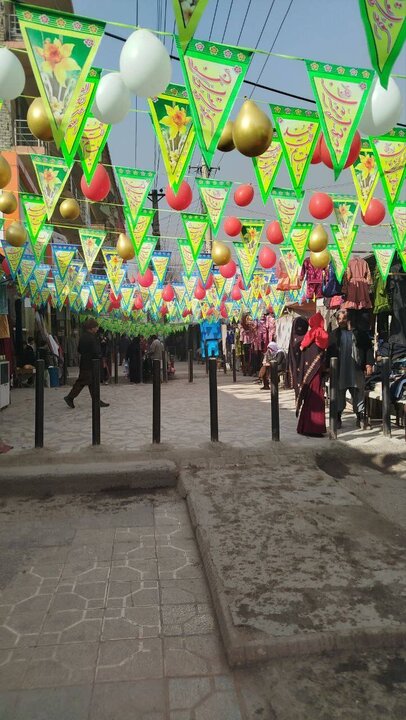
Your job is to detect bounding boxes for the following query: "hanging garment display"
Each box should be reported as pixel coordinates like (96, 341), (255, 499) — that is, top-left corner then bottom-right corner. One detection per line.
(342, 256), (372, 310)
(300, 258), (324, 300)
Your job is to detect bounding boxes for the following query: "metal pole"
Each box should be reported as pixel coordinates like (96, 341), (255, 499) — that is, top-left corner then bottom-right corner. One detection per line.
(232, 347), (237, 383)
(34, 359), (45, 448)
(270, 361), (280, 442)
(91, 358), (101, 446)
(62, 335), (68, 386)
(209, 358), (219, 442)
(205, 344), (209, 375)
(114, 335), (119, 385)
(329, 357), (338, 440)
(139, 343), (143, 384)
(382, 356), (391, 437)
(188, 349), (193, 383)
(152, 358), (161, 443)
(222, 353), (227, 374)
(162, 350), (168, 383)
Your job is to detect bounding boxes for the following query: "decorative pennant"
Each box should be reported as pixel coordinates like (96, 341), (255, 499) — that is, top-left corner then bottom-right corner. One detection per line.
(125, 208), (156, 253)
(102, 248), (125, 297)
(16, 5), (105, 147)
(331, 224), (359, 269)
(115, 167), (156, 225)
(182, 274), (198, 299)
(89, 274), (108, 304)
(31, 154), (71, 220)
(392, 203), (406, 250)
(21, 194), (47, 242)
(74, 267), (87, 293)
(65, 260), (84, 291)
(78, 113), (111, 183)
(196, 254), (212, 285)
(328, 245), (346, 282)
(135, 237), (158, 275)
(120, 285), (135, 314)
(195, 178), (232, 235)
(358, 0), (405, 89)
(78, 228), (106, 272)
(271, 188), (304, 243)
(350, 138), (380, 214)
(151, 251), (171, 286)
(331, 195), (359, 236)
(290, 222), (313, 264)
(80, 285), (91, 310)
(30, 224), (53, 263)
(372, 243), (396, 282)
(270, 105), (320, 197)
(60, 67), (102, 164)
(399, 249), (406, 273)
(176, 37), (253, 168)
(173, 283), (186, 307)
(213, 270), (227, 302)
(54, 274), (69, 309)
(17, 254), (36, 292)
(279, 247), (301, 285)
(234, 241), (259, 287)
(178, 239), (196, 278)
(148, 82), (196, 193)
(252, 135), (283, 204)
(371, 129), (406, 211)
(173, 0), (210, 51)
(306, 60), (374, 178)
(33, 264), (50, 293)
(181, 213), (209, 260)
(240, 219), (265, 259)
(52, 244), (76, 281)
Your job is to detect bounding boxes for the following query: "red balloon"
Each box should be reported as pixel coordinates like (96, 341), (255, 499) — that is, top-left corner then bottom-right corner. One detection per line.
(311, 135), (322, 164)
(258, 245), (276, 269)
(207, 307), (214, 316)
(220, 305), (228, 319)
(231, 284), (242, 301)
(165, 181), (192, 211)
(361, 198), (386, 226)
(344, 131), (361, 168)
(182, 308), (189, 318)
(162, 284), (175, 302)
(309, 192), (334, 220)
(1, 258), (10, 275)
(80, 164), (111, 201)
(194, 284), (206, 300)
(224, 216), (242, 236)
(137, 268), (153, 287)
(205, 274), (214, 290)
(320, 136), (334, 169)
(234, 184), (254, 207)
(219, 259), (237, 278)
(160, 304), (169, 315)
(236, 275), (244, 289)
(133, 295), (143, 310)
(266, 221), (284, 245)
(86, 297), (93, 310)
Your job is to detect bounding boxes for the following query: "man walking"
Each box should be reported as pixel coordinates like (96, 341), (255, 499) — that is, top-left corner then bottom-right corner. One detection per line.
(64, 318), (109, 409)
(327, 309), (373, 428)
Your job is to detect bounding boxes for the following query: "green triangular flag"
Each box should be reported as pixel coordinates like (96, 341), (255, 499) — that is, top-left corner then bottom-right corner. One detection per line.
(33, 264), (50, 293)
(331, 224), (359, 269)
(89, 275), (108, 304)
(30, 224), (53, 263)
(271, 188), (304, 243)
(234, 241), (258, 287)
(195, 178), (232, 235)
(240, 219), (265, 261)
(182, 273), (197, 299)
(306, 60), (374, 179)
(102, 248), (125, 297)
(181, 212), (209, 260)
(32, 154), (72, 220)
(3, 243), (27, 279)
(120, 285), (135, 314)
(328, 245), (346, 282)
(60, 67), (102, 164)
(21, 193), (47, 242)
(79, 228), (106, 273)
(270, 105), (320, 197)
(176, 37), (253, 168)
(151, 251), (171, 286)
(124, 208), (156, 253)
(135, 237), (158, 275)
(17, 254), (36, 291)
(52, 244), (76, 282)
(172, 0), (210, 50)
(279, 247), (300, 285)
(196, 254), (212, 285)
(358, 0), (406, 89)
(252, 134), (283, 204)
(371, 129), (406, 212)
(350, 138), (380, 215)
(78, 113), (112, 183)
(115, 167), (156, 225)
(392, 203), (406, 250)
(331, 195), (359, 237)
(290, 222), (313, 264)
(372, 243), (396, 282)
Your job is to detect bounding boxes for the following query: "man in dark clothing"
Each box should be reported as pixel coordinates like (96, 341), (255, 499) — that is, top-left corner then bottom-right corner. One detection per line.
(22, 337), (36, 367)
(64, 319), (109, 409)
(327, 309), (374, 428)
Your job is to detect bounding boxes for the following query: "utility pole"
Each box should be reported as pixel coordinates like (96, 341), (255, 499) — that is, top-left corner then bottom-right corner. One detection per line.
(200, 160), (213, 254)
(149, 188), (165, 250)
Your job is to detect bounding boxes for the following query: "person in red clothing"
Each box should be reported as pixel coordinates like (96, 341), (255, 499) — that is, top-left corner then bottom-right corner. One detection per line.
(296, 313), (329, 437)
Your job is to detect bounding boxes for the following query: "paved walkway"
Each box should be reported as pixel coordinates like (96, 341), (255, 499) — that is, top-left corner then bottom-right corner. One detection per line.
(1, 362), (404, 457)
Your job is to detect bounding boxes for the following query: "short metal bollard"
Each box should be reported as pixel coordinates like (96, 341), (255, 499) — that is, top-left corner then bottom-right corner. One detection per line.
(232, 348), (237, 383)
(162, 351), (168, 383)
(34, 359), (45, 448)
(114, 335), (119, 385)
(205, 347), (209, 375)
(270, 360), (280, 442)
(329, 357), (338, 440)
(382, 356), (391, 437)
(62, 336), (68, 386)
(152, 358), (161, 444)
(209, 358), (219, 442)
(91, 359), (101, 446)
(188, 349), (193, 383)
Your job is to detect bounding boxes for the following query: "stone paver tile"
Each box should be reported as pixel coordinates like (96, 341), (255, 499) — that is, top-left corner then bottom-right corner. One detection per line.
(107, 580), (159, 608)
(156, 546), (200, 562)
(73, 529), (115, 545)
(0, 690), (18, 719)
(12, 685), (92, 720)
(110, 560), (158, 582)
(23, 642), (98, 688)
(168, 676), (242, 719)
(49, 592), (87, 613)
(66, 544), (113, 563)
(38, 611), (102, 645)
(0, 606), (12, 624)
(101, 606), (160, 641)
(160, 578), (210, 605)
(8, 594), (52, 615)
(26, 564), (64, 580)
(162, 604), (215, 636)
(158, 557), (205, 581)
(112, 543), (156, 561)
(0, 647), (32, 690)
(27, 547), (70, 564)
(0, 611), (47, 649)
(60, 563), (110, 582)
(163, 635), (228, 677)
(90, 680), (166, 720)
(114, 527), (155, 545)
(96, 638), (163, 682)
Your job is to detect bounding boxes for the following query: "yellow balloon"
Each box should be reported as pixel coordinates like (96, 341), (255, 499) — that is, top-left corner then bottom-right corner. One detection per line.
(5, 221), (27, 247)
(308, 223), (328, 252)
(310, 249), (330, 269)
(116, 232), (135, 261)
(27, 97), (53, 141)
(217, 120), (235, 152)
(0, 191), (17, 214)
(233, 100), (273, 158)
(59, 198), (80, 220)
(0, 155), (11, 189)
(211, 240), (231, 266)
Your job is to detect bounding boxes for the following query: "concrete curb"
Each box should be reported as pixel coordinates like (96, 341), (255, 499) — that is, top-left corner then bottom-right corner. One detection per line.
(0, 460), (178, 497)
(179, 474), (406, 668)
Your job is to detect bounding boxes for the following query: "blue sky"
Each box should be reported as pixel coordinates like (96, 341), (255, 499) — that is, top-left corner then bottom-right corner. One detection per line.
(73, 0), (406, 254)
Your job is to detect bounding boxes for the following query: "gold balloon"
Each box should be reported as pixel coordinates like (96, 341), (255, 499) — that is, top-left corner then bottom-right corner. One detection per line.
(308, 223), (328, 252)
(0, 155), (11, 189)
(27, 97), (53, 141)
(117, 232), (135, 261)
(217, 120), (235, 152)
(310, 249), (330, 269)
(59, 198), (80, 220)
(5, 221), (27, 247)
(0, 191), (17, 214)
(211, 240), (231, 266)
(232, 100), (273, 157)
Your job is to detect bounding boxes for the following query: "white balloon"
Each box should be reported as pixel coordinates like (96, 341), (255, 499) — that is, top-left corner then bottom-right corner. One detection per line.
(92, 72), (131, 125)
(359, 77), (402, 137)
(0, 47), (25, 100)
(119, 29), (172, 97)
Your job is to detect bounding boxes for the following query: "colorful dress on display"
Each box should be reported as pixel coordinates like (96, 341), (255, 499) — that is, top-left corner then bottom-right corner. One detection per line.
(299, 258), (324, 300)
(342, 257), (372, 310)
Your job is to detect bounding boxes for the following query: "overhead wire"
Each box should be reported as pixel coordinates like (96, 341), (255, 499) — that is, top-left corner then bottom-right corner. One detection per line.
(236, 0), (253, 46)
(209, 0), (220, 40)
(248, 0), (294, 99)
(221, 0), (233, 43)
